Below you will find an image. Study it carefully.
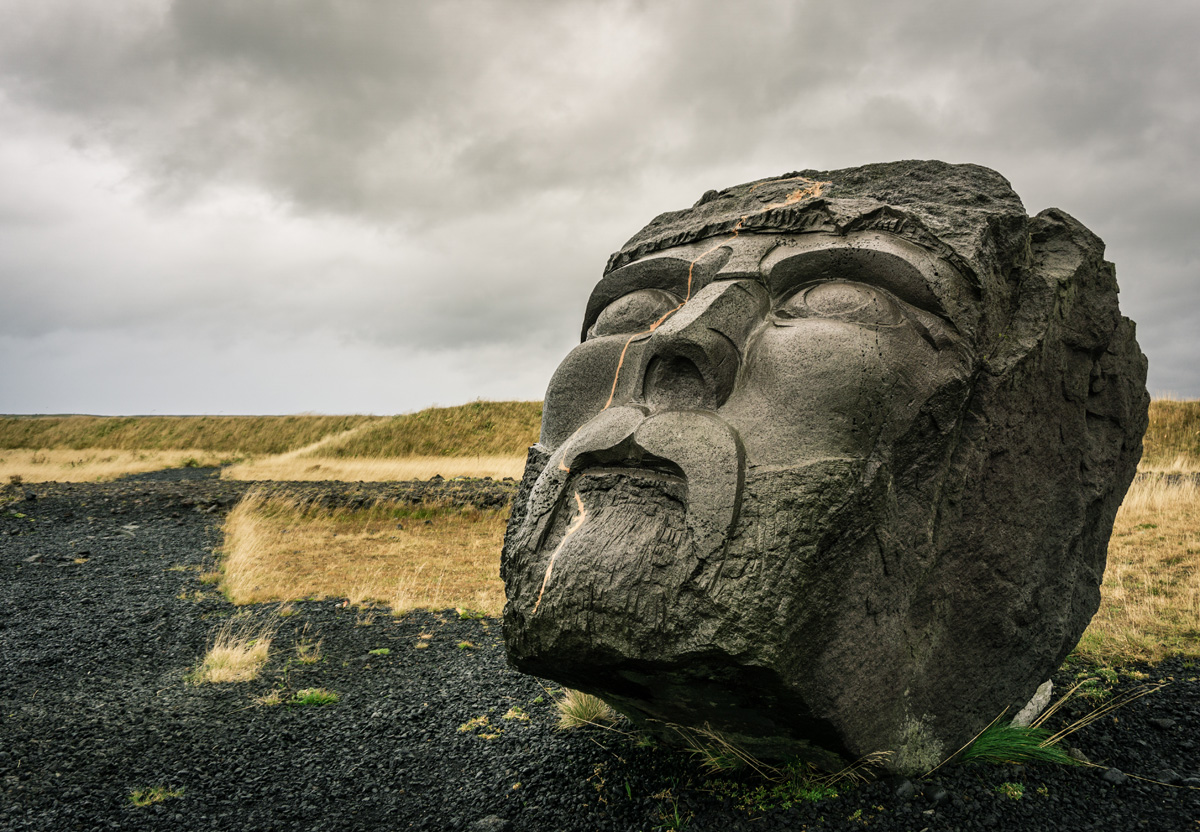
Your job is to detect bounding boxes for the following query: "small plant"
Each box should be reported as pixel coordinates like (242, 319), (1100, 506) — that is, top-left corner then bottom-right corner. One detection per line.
(368, 647), (391, 656)
(8, 474), (23, 486)
(556, 689), (617, 729)
(1036, 784), (1049, 797)
(128, 786), (184, 807)
(996, 781), (1025, 800)
(652, 788), (692, 830)
(459, 715), (490, 732)
(502, 706), (529, 721)
(459, 714), (503, 739)
(295, 637), (323, 665)
(456, 641), (476, 650)
(255, 689), (284, 707)
(635, 733), (658, 749)
(190, 617), (277, 683)
(291, 687), (338, 706)
(456, 607), (486, 620)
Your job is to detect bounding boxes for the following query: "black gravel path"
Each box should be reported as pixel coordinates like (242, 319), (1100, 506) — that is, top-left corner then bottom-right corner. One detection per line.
(2, 479), (1198, 831)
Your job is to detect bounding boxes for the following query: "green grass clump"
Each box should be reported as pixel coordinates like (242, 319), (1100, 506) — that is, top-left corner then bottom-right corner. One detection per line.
(129, 785), (184, 807)
(958, 721), (1078, 766)
(314, 401), (541, 458)
(0, 414), (379, 454)
(291, 687), (338, 706)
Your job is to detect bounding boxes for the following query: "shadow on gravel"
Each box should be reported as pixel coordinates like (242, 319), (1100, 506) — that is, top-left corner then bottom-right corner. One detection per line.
(1, 480), (1198, 832)
(118, 467), (223, 483)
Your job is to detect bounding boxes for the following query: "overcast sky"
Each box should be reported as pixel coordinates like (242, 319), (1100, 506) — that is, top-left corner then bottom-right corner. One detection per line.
(1, 1), (1196, 415)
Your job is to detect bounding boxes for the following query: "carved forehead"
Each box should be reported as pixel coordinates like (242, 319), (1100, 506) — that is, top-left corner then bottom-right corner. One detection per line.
(582, 231), (979, 341)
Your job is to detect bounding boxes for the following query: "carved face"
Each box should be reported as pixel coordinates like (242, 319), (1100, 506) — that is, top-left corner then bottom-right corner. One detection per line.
(502, 229), (975, 762)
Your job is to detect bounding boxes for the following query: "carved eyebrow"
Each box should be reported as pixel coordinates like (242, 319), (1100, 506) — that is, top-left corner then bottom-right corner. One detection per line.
(765, 247), (947, 319)
(581, 257), (691, 342)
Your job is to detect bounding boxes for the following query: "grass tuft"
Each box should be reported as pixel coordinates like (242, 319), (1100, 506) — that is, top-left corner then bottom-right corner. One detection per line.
(556, 689), (618, 730)
(128, 786), (184, 807)
(996, 781), (1025, 800)
(254, 690), (284, 707)
(294, 629), (323, 665)
(291, 687), (338, 706)
(957, 720), (1078, 767)
(190, 617), (277, 684)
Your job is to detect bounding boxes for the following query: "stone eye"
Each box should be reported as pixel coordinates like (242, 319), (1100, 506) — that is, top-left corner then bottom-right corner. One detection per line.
(774, 281), (904, 326)
(589, 288), (682, 338)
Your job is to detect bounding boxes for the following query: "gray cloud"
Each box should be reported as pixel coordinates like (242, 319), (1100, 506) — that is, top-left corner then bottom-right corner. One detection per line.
(0, 0), (1197, 413)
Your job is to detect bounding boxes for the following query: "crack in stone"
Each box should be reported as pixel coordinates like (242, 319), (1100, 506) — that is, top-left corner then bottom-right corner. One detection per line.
(531, 490), (587, 615)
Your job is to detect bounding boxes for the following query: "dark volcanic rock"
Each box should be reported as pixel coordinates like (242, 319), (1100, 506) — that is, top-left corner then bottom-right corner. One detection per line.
(502, 160), (1149, 773)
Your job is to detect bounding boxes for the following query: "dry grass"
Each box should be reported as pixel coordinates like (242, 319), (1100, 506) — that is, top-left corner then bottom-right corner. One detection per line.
(0, 414), (380, 454)
(221, 454), (525, 482)
(1140, 398), (1200, 472)
(0, 448), (229, 483)
(556, 689), (618, 729)
(1078, 474), (1200, 664)
(191, 617), (277, 683)
(315, 400), (541, 458)
(219, 490), (508, 615)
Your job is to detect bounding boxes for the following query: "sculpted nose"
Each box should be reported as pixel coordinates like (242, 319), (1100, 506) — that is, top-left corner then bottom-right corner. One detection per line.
(638, 279), (768, 411)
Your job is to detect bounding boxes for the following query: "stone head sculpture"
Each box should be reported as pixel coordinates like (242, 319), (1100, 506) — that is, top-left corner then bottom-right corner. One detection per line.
(501, 160), (1148, 773)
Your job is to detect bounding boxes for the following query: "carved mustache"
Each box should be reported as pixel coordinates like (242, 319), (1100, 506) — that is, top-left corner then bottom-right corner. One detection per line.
(516, 405), (745, 563)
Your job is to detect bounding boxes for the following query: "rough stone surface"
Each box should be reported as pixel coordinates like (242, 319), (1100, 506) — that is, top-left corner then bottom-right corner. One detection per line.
(502, 160), (1149, 774)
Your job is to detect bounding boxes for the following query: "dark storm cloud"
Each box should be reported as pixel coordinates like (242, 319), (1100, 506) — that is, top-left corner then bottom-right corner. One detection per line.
(0, 0), (1197, 411)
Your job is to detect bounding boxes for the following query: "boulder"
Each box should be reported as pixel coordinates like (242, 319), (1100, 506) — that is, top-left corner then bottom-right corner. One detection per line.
(502, 160), (1148, 774)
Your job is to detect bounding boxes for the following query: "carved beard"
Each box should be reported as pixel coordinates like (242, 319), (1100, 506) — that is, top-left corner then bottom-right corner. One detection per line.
(504, 457), (868, 668)
(514, 470), (696, 655)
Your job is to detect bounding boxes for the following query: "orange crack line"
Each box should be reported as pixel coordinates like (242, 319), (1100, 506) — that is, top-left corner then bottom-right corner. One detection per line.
(599, 178), (831, 411)
(531, 491), (587, 615)
(600, 219), (746, 410)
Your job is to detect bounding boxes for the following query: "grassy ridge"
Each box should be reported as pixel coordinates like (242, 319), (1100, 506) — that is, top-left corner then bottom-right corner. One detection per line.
(1141, 399), (1200, 469)
(312, 401), (542, 459)
(0, 415), (381, 455)
(2, 398), (1192, 466)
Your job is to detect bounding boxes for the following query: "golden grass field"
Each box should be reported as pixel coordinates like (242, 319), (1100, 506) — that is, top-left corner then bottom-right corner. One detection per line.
(220, 490), (509, 616)
(0, 414), (380, 454)
(1076, 474), (1200, 664)
(0, 402), (540, 483)
(1140, 398), (1200, 471)
(0, 448), (231, 483)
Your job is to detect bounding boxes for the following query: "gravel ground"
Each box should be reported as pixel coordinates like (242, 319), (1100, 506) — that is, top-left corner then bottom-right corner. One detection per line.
(2, 478), (1198, 831)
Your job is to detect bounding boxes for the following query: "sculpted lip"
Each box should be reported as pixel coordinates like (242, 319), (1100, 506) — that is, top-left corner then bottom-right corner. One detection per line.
(516, 406), (745, 565)
(571, 455), (686, 483)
